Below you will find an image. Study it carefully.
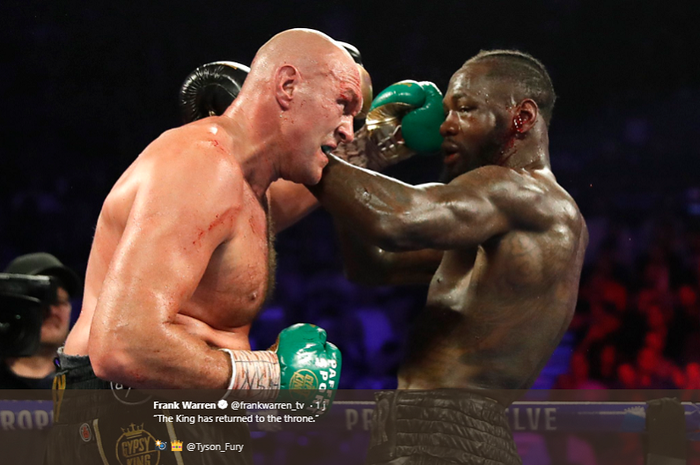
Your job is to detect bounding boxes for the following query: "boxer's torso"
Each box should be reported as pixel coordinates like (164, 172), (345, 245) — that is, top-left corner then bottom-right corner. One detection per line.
(398, 172), (587, 404)
(65, 122), (273, 355)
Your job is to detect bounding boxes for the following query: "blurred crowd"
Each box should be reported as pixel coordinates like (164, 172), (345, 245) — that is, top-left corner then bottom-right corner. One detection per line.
(555, 210), (700, 393)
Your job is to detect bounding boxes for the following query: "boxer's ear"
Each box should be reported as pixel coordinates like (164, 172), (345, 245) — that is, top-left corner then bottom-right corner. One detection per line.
(513, 99), (538, 135)
(275, 65), (298, 110)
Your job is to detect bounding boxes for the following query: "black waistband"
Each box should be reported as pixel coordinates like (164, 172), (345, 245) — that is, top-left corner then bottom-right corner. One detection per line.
(366, 389), (522, 465)
(52, 348), (146, 423)
(55, 348), (112, 389)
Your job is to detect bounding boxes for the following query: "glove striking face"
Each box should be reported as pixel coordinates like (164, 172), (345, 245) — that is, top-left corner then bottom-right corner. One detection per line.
(349, 80), (444, 170)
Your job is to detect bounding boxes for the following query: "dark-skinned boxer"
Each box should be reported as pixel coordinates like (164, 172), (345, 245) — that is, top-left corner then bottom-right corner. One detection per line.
(310, 50), (588, 465)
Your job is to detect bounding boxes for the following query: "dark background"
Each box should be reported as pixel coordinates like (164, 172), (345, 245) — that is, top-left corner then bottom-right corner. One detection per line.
(2, 0), (700, 391)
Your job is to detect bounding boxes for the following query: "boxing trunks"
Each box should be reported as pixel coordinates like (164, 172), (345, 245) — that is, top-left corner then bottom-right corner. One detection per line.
(45, 349), (252, 465)
(366, 389), (522, 465)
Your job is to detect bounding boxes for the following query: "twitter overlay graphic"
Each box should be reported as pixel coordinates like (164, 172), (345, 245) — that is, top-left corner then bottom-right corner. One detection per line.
(151, 399), (319, 426)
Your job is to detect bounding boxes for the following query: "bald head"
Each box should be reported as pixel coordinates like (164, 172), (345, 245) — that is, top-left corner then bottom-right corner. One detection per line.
(226, 29), (362, 186)
(232, 28), (362, 134)
(248, 28), (355, 84)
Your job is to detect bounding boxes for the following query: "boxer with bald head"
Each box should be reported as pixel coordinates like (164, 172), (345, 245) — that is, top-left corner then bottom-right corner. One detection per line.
(45, 29), (359, 465)
(63, 28), (359, 389)
(311, 50), (588, 465)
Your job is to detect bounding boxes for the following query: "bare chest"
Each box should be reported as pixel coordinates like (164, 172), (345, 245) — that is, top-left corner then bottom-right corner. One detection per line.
(430, 236), (554, 319)
(427, 248), (478, 310)
(187, 199), (275, 328)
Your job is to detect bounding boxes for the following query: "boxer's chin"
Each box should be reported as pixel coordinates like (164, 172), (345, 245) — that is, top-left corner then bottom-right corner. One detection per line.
(319, 145), (332, 166)
(306, 169), (323, 185)
(306, 157), (326, 185)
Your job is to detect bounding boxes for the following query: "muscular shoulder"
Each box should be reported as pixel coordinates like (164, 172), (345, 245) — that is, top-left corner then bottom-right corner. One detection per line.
(451, 165), (584, 234)
(99, 120), (248, 244)
(450, 165), (544, 198)
(141, 120), (244, 198)
(151, 119), (235, 160)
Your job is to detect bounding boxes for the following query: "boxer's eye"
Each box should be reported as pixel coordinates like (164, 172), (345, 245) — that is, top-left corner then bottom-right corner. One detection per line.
(337, 99), (351, 114)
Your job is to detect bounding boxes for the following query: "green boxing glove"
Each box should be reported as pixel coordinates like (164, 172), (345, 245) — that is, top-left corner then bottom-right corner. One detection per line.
(330, 80), (443, 170)
(274, 323), (342, 417)
(368, 80), (444, 153)
(343, 80), (443, 171)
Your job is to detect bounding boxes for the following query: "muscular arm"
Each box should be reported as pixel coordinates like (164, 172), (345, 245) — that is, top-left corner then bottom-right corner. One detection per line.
(269, 178), (442, 285)
(309, 154), (554, 252)
(88, 145), (242, 389)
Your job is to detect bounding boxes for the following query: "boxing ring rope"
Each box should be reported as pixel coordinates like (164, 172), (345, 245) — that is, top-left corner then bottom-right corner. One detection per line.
(2, 399), (699, 439)
(332, 400), (700, 439)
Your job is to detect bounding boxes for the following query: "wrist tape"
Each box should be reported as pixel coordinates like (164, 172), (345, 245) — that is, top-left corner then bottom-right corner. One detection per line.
(219, 349), (280, 400)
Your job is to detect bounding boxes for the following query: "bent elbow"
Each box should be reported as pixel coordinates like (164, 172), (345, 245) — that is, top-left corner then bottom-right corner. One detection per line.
(372, 213), (419, 252)
(88, 331), (145, 384)
(375, 234), (403, 252)
(89, 343), (133, 383)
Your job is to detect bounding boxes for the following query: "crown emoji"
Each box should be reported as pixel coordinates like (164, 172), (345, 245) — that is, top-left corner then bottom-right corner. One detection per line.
(171, 440), (183, 452)
(121, 423), (144, 437)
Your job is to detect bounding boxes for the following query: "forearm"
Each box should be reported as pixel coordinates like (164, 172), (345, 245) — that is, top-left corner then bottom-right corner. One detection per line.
(90, 320), (236, 389)
(309, 154), (418, 251)
(94, 330), (279, 401)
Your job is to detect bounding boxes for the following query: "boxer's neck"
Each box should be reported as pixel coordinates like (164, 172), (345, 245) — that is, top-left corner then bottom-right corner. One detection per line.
(221, 98), (286, 201)
(497, 118), (551, 172)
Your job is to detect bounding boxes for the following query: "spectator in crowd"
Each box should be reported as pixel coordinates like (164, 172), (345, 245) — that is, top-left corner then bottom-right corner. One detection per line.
(0, 252), (81, 389)
(613, 363), (639, 390)
(667, 284), (700, 363)
(685, 362), (700, 390)
(555, 351), (607, 390)
(590, 343), (619, 385)
(635, 347), (675, 389)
